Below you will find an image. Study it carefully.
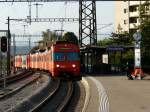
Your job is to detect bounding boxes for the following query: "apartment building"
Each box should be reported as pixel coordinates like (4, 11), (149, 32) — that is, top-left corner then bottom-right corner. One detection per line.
(115, 1), (149, 33)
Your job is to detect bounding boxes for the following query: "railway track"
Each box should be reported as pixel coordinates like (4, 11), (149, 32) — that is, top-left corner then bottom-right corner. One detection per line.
(56, 81), (74, 112)
(0, 71), (75, 112)
(0, 70), (39, 99)
(0, 71), (48, 112)
(0, 70), (34, 86)
(30, 80), (74, 112)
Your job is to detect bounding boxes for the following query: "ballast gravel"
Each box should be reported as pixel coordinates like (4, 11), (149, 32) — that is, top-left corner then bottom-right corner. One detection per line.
(0, 73), (50, 112)
(65, 81), (86, 112)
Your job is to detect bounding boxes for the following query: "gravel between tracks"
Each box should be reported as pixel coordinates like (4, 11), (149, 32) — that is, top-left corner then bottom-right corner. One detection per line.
(40, 81), (67, 112)
(65, 81), (86, 112)
(0, 73), (50, 112)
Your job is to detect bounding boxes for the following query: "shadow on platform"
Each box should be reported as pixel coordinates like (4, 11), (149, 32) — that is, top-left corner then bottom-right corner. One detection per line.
(81, 71), (127, 77)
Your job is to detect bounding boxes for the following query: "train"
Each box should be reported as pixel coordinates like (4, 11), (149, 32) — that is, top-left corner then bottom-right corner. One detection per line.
(15, 41), (81, 80)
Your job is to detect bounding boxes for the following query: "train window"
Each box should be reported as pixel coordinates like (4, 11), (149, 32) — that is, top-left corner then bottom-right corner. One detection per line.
(43, 57), (45, 62)
(41, 57), (43, 62)
(54, 53), (65, 61)
(67, 53), (80, 61)
(33, 57), (35, 62)
(23, 57), (26, 64)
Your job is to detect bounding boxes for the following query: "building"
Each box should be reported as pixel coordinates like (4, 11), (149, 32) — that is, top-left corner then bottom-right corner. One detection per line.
(115, 1), (150, 33)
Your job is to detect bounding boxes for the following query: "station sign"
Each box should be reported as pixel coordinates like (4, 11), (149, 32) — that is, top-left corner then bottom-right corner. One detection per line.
(133, 32), (141, 42)
(102, 54), (108, 64)
(106, 46), (125, 52)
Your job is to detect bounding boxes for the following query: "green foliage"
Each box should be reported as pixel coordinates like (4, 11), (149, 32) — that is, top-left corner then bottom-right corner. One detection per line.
(139, 1), (150, 23)
(42, 31), (78, 45)
(123, 49), (134, 61)
(97, 38), (113, 46)
(140, 21), (150, 47)
(97, 32), (134, 66)
(110, 32), (134, 45)
(138, 1), (150, 68)
(98, 31), (134, 46)
(62, 32), (79, 45)
(140, 20), (150, 67)
(0, 59), (7, 67)
(138, 0), (150, 46)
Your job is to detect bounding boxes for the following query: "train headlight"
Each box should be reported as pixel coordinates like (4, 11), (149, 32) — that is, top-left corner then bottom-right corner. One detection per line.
(72, 64), (76, 68)
(56, 64), (60, 67)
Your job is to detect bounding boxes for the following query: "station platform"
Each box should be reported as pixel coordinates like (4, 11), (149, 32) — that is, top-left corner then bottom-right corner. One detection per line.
(92, 74), (150, 112)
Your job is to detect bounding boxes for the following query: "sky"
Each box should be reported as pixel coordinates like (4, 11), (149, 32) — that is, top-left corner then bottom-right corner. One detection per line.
(0, 1), (115, 46)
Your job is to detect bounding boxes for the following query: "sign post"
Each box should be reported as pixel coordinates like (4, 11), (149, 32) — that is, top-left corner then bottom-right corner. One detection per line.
(131, 32), (145, 79)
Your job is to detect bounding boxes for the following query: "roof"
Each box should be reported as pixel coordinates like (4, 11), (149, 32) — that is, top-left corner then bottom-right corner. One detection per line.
(80, 45), (134, 53)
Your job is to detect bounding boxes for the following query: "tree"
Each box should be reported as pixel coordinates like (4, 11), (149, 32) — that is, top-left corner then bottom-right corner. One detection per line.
(97, 38), (113, 46)
(110, 32), (134, 45)
(138, 1), (150, 47)
(139, 1), (150, 24)
(62, 32), (79, 45)
(138, 1), (150, 72)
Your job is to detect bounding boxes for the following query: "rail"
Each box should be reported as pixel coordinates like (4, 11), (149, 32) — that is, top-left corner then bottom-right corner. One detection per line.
(56, 81), (74, 112)
(30, 79), (60, 112)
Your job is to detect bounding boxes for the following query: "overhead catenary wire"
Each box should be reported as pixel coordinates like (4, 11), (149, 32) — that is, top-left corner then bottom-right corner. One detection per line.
(97, 23), (113, 30)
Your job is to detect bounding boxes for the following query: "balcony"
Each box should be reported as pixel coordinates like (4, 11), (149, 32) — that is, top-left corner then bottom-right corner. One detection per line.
(130, 23), (139, 29)
(130, 1), (148, 6)
(129, 1), (140, 6)
(130, 11), (139, 17)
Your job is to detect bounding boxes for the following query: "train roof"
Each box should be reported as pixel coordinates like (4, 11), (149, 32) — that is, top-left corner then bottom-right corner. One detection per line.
(28, 40), (79, 54)
(54, 40), (79, 45)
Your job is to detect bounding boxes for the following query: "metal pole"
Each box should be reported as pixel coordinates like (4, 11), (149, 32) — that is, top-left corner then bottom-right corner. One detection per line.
(29, 37), (31, 50)
(36, 3), (38, 19)
(7, 17), (11, 76)
(13, 34), (16, 73)
(33, 3), (43, 19)
(3, 69), (6, 89)
(0, 36), (1, 77)
(90, 19), (92, 45)
(79, 0), (82, 47)
(23, 25), (27, 35)
(29, 2), (32, 25)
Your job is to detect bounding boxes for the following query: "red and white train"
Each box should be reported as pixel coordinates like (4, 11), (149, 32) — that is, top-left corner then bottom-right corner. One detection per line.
(15, 41), (81, 80)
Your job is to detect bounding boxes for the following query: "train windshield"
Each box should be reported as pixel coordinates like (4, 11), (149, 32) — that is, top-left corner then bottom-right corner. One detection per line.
(67, 53), (80, 61)
(53, 52), (80, 61)
(54, 53), (65, 61)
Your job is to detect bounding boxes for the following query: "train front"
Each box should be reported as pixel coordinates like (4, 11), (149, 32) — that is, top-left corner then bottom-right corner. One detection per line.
(52, 42), (81, 80)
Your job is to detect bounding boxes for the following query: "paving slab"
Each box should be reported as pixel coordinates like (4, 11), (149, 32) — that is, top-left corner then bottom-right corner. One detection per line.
(84, 77), (99, 112)
(94, 75), (150, 112)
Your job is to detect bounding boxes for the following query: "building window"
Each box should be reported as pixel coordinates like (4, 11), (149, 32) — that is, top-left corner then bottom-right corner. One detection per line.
(129, 17), (137, 23)
(129, 6), (137, 12)
(124, 20), (127, 24)
(124, 9), (127, 13)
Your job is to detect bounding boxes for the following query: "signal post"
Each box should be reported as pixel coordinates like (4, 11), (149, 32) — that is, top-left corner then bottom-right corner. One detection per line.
(0, 30), (8, 88)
